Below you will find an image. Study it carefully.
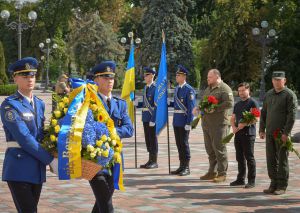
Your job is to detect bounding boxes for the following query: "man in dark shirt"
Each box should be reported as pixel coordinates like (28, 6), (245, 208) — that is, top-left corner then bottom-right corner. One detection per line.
(230, 82), (259, 188)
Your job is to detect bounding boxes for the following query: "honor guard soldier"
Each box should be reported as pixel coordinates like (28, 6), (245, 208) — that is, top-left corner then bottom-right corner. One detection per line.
(91, 60), (134, 212)
(140, 67), (158, 169)
(171, 65), (196, 176)
(0, 57), (57, 213)
(259, 71), (298, 195)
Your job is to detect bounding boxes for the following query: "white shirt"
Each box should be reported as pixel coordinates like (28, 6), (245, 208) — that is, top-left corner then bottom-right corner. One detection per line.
(178, 82), (186, 88)
(99, 92), (112, 106)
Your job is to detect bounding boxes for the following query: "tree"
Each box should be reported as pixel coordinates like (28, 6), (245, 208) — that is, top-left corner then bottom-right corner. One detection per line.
(0, 41), (8, 84)
(67, 12), (125, 87)
(141, 0), (198, 87)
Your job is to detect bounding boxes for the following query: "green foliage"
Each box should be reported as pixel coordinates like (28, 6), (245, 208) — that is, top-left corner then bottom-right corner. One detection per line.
(0, 41), (8, 84)
(141, 0), (196, 86)
(0, 84), (17, 95)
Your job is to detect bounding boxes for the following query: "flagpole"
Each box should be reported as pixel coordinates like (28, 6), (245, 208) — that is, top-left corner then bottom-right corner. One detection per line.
(167, 104), (171, 174)
(134, 92), (137, 168)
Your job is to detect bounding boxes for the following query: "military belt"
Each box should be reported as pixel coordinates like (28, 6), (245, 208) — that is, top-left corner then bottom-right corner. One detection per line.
(174, 110), (186, 114)
(7, 141), (21, 148)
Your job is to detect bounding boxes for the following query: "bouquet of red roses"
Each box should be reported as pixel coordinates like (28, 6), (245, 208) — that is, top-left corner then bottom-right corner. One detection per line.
(273, 128), (300, 159)
(191, 95), (219, 129)
(222, 108), (260, 144)
(239, 108), (260, 125)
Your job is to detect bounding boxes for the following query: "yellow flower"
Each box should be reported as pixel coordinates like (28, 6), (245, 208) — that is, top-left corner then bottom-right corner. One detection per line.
(63, 108), (68, 114)
(101, 135), (108, 142)
(114, 153), (121, 163)
(112, 140), (117, 146)
(50, 135), (56, 142)
(96, 140), (103, 147)
(58, 102), (65, 110)
(102, 150), (109, 157)
(97, 113), (104, 122)
(87, 144), (94, 152)
(90, 153), (96, 158)
(63, 97), (69, 104)
(114, 147), (121, 153)
(53, 110), (62, 118)
(54, 125), (60, 133)
(90, 104), (98, 112)
(51, 119), (58, 127)
(105, 143), (110, 149)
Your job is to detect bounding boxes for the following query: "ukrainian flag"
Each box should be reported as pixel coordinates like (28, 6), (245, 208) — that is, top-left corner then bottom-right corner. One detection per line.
(121, 43), (135, 123)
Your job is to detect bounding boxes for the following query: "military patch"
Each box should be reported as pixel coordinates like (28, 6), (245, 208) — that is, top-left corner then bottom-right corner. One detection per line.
(5, 110), (16, 122)
(190, 94), (194, 100)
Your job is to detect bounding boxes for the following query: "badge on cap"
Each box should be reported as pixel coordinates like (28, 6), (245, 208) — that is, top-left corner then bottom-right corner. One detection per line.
(25, 63), (31, 70)
(106, 66), (112, 72)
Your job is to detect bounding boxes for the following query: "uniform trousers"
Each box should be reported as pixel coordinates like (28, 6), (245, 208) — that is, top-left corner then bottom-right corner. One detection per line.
(89, 173), (114, 213)
(143, 122), (158, 154)
(7, 181), (42, 213)
(202, 124), (229, 176)
(266, 134), (289, 189)
(234, 133), (256, 182)
(173, 126), (191, 161)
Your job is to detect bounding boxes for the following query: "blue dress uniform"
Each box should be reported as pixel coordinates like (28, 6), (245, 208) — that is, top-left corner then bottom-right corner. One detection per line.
(171, 65), (196, 176)
(0, 57), (54, 213)
(90, 61), (133, 213)
(140, 67), (158, 169)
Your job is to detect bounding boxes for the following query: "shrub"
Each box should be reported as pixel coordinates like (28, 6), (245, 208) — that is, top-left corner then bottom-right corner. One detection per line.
(0, 84), (17, 96)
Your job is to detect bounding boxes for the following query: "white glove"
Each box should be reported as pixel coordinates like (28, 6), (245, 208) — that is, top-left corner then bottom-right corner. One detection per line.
(149, 122), (155, 127)
(185, 125), (191, 131)
(134, 99), (139, 106)
(50, 158), (58, 175)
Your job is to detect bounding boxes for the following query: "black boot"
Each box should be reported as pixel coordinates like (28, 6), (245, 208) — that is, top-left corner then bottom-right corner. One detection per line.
(140, 153), (151, 168)
(171, 161), (184, 175)
(146, 154), (158, 169)
(178, 160), (190, 176)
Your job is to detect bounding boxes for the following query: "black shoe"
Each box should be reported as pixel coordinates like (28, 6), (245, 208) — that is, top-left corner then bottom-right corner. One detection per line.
(178, 167), (190, 176)
(230, 179), (245, 186)
(171, 167), (183, 175)
(140, 161), (150, 168)
(245, 182), (255, 188)
(263, 187), (276, 194)
(145, 162), (158, 169)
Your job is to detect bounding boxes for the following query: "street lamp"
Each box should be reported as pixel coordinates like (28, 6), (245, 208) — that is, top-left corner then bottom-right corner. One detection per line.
(120, 32), (142, 73)
(1, 0), (37, 59)
(252, 20), (276, 101)
(39, 38), (58, 91)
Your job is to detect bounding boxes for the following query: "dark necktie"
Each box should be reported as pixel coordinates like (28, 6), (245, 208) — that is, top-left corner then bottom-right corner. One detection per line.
(107, 98), (111, 110)
(30, 100), (34, 108)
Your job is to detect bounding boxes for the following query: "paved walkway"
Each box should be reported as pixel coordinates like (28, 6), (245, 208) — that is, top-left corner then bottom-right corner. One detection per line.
(0, 91), (300, 213)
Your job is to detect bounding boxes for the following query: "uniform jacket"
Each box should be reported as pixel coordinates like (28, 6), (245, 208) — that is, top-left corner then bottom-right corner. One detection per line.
(259, 87), (298, 135)
(173, 83), (196, 127)
(142, 84), (156, 123)
(201, 81), (234, 127)
(1, 92), (53, 184)
(98, 94), (134, 139)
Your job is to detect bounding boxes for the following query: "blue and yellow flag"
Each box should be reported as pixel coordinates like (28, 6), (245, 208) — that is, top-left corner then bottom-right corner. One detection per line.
(154, 31), (168, 135)
(121, 43), (135, 123)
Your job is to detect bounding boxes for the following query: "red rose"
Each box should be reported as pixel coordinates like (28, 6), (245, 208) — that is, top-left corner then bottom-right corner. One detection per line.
(273, 128), (280, 139)
(207, 96), (218, 105)
(250, 108), (260, 118)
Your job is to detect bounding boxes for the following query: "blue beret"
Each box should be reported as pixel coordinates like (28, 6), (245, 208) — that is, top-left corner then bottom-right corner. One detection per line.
(272, 71), (285, 79)
(9, 57), (38, 76)
(176, 65), (188, 75)
(92, 61), (116, 78)
(143, 67), (156, 75)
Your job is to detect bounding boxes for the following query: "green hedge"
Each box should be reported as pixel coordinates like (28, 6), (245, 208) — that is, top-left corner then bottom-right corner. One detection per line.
(0, 84), (17, 96)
